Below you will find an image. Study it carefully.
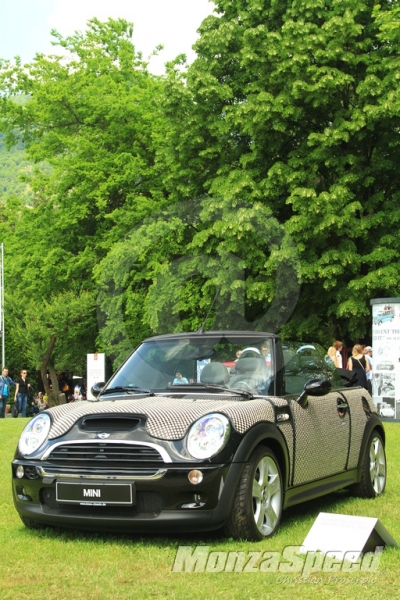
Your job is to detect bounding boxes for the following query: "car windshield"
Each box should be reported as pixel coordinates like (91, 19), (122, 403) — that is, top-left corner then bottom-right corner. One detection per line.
(103, 335), (275, 396)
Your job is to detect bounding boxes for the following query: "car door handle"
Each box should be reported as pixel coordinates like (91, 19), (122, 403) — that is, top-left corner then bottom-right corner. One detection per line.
(336, 397), (348, 418)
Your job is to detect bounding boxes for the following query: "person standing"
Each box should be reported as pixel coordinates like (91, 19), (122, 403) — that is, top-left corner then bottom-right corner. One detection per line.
(364, 346), (373, 395)
(14, 369), (31, 418)
(347, 345), (370, 390)
(261, 345), (272, 366)
(0, 367), (16, 418)
(333, 341), (343, 368)
(326, 346), (338, 367)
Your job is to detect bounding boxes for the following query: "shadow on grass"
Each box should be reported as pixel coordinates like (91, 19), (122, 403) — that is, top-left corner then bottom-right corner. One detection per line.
(280, 488), (351, 527)
(17, 519), (227, 547)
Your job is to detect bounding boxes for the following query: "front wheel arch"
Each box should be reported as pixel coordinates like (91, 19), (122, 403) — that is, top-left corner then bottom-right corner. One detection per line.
(231, 423), (290, 493)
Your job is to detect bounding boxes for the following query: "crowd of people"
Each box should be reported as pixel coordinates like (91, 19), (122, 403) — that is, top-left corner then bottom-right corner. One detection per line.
(326, 341), (373, 392)
(0, 367), (86, 418)
(0, 367), (34, 418)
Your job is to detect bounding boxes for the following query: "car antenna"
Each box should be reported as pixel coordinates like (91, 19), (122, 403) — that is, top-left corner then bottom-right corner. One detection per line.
(197, 288), (220, 333)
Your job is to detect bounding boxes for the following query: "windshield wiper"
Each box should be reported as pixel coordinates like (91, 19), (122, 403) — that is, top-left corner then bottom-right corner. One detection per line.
(167, 383), (254, 400)
(99, 386), (154, 397)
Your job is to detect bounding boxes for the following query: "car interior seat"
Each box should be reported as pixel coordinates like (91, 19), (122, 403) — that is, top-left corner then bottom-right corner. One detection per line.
(200, 362), (230, 386)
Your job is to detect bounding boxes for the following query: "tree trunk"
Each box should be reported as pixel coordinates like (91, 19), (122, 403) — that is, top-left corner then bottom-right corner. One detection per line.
(47, 362), (62, 406)
(40, 334), (56, 397)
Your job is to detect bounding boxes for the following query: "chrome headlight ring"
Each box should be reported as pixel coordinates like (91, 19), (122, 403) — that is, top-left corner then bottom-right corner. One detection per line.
(187, 413), (231, 460)
(18, 413), (52, 456)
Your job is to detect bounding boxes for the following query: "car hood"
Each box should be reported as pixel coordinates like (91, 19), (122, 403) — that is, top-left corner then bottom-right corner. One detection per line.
(45, 396), (287, 441)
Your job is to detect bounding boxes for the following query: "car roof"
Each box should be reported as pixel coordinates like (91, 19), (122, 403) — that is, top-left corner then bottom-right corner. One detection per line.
(143, 331), (280, 343)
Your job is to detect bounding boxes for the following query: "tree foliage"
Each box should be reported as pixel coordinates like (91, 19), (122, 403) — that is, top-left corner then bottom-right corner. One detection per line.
(0, 135), (33, 203)
(0, 18), (164, 378)
(1, 3), (400, 376)
(158, 0), (400, 343)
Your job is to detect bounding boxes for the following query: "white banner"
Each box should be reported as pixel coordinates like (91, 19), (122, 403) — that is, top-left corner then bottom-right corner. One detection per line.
(371, 298), (400, 420)
(87, 353), (106, 400)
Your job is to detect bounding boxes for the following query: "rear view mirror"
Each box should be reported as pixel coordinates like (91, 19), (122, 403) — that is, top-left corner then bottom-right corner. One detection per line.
(91, 382), (106, 398)
(304, 378), (332, 396)
(296, 378), (332, 408)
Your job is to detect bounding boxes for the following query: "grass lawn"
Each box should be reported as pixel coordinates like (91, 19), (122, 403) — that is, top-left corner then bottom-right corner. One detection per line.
(1, 419), (399, 600)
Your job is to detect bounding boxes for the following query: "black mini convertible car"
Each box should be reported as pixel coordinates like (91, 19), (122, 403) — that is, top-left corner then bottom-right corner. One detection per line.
(12, 331), (386, 540)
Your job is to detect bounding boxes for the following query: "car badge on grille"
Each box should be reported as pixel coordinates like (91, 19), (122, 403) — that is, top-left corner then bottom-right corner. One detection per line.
(96, 433), (111, 439)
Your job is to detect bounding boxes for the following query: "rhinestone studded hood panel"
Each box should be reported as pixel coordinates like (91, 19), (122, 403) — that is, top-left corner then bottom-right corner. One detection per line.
(46, 396), (282, 441)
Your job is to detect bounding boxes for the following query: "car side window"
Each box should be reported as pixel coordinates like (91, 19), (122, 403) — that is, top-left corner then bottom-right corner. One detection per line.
(282, 342), (342, 395)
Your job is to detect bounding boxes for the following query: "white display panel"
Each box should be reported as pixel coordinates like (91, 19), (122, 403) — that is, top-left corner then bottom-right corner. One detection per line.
(87, 353), (106, 400)
(371, 298), (400, 420)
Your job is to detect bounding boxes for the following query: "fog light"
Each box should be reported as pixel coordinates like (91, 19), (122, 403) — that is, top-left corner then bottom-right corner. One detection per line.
(16, 465), (24, 479)
(188, 470), (203, 484)
(25, 466), (40, 480)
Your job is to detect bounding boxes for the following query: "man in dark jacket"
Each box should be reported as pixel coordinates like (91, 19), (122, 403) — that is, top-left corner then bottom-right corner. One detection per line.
(0, 367), (16, 418)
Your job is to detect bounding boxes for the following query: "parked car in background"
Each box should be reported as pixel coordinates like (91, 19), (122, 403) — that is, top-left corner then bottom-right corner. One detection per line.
(373, 310), (395, 325)
(12, 331), (386, 540)
(380, 406), (395, 418)
(376, 361), (395, 371)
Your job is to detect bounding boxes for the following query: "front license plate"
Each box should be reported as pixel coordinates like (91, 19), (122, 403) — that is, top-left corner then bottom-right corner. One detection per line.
(56, 482), (134, 505)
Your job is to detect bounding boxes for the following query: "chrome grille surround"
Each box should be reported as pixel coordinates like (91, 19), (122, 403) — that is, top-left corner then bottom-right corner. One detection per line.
(37, 466), (167, 481)
(41, 440), (172, 464)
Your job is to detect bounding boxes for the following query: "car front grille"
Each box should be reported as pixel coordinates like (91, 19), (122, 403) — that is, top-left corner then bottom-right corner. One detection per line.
(44, 442), (164, 469)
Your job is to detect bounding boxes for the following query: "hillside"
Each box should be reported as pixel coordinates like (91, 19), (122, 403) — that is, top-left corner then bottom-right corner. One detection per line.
(0, 133), (33, 203)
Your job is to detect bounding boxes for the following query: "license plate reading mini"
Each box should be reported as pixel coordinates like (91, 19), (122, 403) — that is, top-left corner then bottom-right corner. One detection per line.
(56, 482), (134, 505)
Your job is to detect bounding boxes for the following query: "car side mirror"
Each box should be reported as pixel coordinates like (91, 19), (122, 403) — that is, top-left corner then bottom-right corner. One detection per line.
(296, 378), (332, 408)
(91, 382), (106, 398)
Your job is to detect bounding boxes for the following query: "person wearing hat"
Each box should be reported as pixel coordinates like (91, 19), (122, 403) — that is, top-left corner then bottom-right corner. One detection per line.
(364, 346), (373, 395)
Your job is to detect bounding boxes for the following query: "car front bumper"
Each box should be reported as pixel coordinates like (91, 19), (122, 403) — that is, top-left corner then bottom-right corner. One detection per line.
(12, 460), (244, 532)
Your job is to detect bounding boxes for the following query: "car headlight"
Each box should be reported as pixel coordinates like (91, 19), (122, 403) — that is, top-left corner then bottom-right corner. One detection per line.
(187, 413), (231, 459)
(18, 413), (51, 456)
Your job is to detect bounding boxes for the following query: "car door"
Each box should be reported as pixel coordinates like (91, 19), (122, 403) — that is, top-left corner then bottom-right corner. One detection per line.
(290, 392), (351, 486)
(283, 344), (351, 487)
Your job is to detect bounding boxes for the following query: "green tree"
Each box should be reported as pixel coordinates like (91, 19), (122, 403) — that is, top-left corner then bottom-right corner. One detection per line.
(0, 135), (33, 204)
(95, 194), (301, 368)
(0, 18), (166, 377)
(11, 291), (96, 404)
(157, 0), (400, 345)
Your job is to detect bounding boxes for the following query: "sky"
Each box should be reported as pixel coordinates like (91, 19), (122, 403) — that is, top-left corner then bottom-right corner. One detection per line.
(0, 0), (215, 74)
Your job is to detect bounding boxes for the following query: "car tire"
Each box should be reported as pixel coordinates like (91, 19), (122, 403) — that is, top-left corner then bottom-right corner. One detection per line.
(348, 431), (386, 498)
(224, 446), (283, 541)
(20, 516), (47, 530)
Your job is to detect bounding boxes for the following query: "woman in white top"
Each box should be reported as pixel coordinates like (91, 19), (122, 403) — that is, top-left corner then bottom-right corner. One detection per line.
(333, 340), (343, 368)
(37, 392), (48, 411)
